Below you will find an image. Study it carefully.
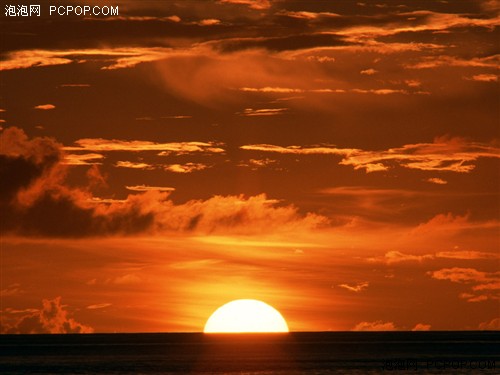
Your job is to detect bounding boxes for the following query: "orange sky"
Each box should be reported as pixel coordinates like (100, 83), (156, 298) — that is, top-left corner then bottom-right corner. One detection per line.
(1, 0), (499, 333)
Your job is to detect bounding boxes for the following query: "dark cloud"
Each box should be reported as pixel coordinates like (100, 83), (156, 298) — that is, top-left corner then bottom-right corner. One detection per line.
(1, 128), (325, 237)
(1, 297), (93, 334)
(0, 127), (61, 202)
(213, 33), (352, 52)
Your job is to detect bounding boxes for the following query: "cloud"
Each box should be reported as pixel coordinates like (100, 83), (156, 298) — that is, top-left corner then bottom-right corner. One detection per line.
(0, 127), (62, 203)
(161, 115), (192, 119)
(59, 83), (91, 88)
(63, 153), (104, 166)
(464, 74), (498, 82)
(86, 303), (112, 310)
(1, 128), (326, 237)
(412, 323), (431, 331)
(164, 163), (208, 173)
(411, 213), (499, 236)
(65, 138), (224, 154)
(196, 19), (221, 26)
(1, 297), (93, 334)
(238, 158), (277, 169)
(360, 68), (377, 75)
(338, 281), (369, 292)
(276, 10), (340, 20)
(430, 267), (500, 302)
(352, 321), (396, 331)
(241, 136), (500, 173)
(370, 251), (433, 264)
(237, 108), (288, 116)
(427, 177), (447, 185)
(239, 86), (408, 95)
(125, 185), (175, 192)
(0, 283), (24, 297)
(115, 161), (154, 169)
(405, 55), (499, 69)
(370, 249), (498, 264)
(34, 104), (56, 110)
(479, 317), (500, 330)
(108, 274), (142, 285)
(0, 47), (176, 71)
(337, 11), (500, 40)
(241, 87), (304, 93)
(435, 251), (499, 260)
(218, 0), (271, 10)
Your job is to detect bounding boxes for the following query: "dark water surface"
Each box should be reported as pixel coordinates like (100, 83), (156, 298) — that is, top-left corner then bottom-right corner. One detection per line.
(1, 331), (499, 374)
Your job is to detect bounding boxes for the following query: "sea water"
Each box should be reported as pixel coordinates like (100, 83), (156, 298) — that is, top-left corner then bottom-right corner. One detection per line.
(1, 331), (499, 374)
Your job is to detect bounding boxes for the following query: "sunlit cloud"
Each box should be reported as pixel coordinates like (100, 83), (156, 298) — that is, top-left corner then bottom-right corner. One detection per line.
(427, 177), (447, 185)
(241, 87), (304, 93)
(238, 158), (277, 169)
(237, 108), (288, 116)
(0, 47), (177, 71)
(360, 68), (377, 75)
(164, 163), (208, 173)
(430, 267), (500, 303)
(435, 251), (499, 260)
(338, 282), (369, 292)
(196, 19), (221, 26)
(352, 321), (396, 331)
(369, 249), (499, 264)
(405, 55), (499, 69)
(0, 297), (93, 334)
(412, 323), (431, 331)
(115, 161), (154, 169)
(218, 0), (271, 10)
(86, 303), (112, 310)
(464, 74), (498, 82)
(34, 104), (55, 110)
(63, 153), (104, 166)
(125, 185), (175, 192)
(241, 137), (500, 173)
(161, 115), (193, 119)
(337, 11), (500, 39)
(65, 138), (225, 154)
(276, 10), (340, 20)
(478, 318), (500, 330)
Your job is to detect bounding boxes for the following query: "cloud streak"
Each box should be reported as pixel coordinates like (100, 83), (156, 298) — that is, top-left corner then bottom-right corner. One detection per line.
(241, 137), (500, 173)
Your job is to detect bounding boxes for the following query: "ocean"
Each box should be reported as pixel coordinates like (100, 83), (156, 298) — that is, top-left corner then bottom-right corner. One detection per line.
(1, 331), (498, 374)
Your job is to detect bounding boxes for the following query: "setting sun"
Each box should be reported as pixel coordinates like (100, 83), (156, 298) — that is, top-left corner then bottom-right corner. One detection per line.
(204, 299), (289, 333)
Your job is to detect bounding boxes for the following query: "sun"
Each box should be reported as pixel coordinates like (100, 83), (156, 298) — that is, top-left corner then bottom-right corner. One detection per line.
(204, 299), (289, 333)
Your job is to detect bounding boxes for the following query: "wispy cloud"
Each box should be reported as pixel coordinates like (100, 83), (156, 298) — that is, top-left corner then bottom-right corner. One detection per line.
(405, 55), (499, 69)
(125, 185), (175, 192)
(86, 303), (112, 310)
(65, 138), (224, 154)
(218, 0), (270, 10)
(63, 153), (104, 166)
(237, 108), (288, 116)
(338, 281), (369, 292)
(241, 137), (500, 173)
(0, 47), (176, 71)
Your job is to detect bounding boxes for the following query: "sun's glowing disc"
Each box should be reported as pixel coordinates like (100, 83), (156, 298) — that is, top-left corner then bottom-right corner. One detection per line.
(204, 299), (289, 333)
